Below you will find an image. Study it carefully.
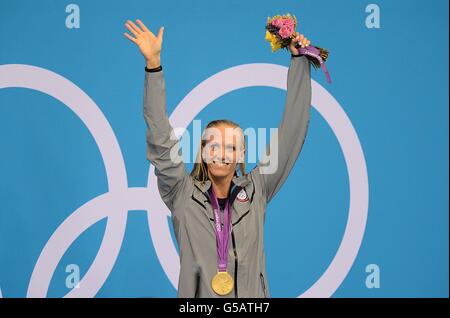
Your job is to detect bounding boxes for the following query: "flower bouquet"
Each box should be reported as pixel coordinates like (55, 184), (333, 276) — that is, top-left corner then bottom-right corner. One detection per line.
(265, 13), (332, 83)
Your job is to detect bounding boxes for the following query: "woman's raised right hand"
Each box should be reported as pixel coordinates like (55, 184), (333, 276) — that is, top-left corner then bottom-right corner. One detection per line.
(124, 19), (164, 68)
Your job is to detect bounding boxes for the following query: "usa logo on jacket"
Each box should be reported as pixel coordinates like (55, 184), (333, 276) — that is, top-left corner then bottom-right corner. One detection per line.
(237, 189), (249, 202)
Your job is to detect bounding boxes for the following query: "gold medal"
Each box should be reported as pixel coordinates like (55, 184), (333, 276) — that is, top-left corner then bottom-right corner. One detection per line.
(211, 271), (234, 296)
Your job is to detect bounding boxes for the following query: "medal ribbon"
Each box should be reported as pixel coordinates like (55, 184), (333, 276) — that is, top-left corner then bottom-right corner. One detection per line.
(209, 188), (231, 272)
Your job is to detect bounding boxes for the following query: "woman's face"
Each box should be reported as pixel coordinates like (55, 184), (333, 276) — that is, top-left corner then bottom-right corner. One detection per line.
(202, 124), (245, 179)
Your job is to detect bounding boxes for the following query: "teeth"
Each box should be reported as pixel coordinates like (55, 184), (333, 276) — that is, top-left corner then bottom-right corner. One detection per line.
(213, 160), (229, 165)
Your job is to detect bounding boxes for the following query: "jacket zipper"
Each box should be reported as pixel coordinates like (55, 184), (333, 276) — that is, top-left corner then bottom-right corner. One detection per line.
(260, 272), (267, 297)
(194, 271), (200, 298)
(231, 229), (239, 298)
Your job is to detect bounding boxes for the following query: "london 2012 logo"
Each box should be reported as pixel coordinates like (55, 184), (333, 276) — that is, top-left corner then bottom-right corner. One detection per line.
(0, 63), (368, 298)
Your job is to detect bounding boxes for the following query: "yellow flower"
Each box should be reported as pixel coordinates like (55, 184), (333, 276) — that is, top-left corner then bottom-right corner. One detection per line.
(265, 31), (281, 52)
(270, 40), (281, 52)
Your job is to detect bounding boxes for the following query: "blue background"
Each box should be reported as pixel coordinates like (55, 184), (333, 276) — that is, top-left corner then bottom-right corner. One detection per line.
(0, 0), (448, 297)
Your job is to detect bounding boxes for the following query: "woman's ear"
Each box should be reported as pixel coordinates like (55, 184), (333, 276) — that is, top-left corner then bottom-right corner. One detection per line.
(237, 147), (245, 163)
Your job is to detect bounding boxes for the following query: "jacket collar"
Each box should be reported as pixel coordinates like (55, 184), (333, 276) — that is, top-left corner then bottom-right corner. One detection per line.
(193, 174), (251, 193)
(192, 174), (252, 226)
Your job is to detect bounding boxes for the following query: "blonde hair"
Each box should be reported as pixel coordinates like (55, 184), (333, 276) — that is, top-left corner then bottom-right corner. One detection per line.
(190, 119), (246, 183)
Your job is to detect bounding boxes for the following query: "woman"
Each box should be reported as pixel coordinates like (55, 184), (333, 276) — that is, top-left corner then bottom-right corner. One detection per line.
(124, 19), (312, 298)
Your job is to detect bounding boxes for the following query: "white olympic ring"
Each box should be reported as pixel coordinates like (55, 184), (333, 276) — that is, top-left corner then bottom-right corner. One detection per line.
(0, 63), (368, 298)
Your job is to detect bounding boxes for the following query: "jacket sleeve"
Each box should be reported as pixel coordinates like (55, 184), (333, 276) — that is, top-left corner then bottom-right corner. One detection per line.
(143, 69), (187, 211)
(251, 55), (312, 203)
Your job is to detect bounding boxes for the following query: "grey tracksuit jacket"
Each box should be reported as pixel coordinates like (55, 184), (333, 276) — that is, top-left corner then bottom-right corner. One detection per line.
(143, 55), (311, 298)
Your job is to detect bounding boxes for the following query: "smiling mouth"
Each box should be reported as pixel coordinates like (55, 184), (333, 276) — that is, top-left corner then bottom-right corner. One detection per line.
(212, 160), (231, 166)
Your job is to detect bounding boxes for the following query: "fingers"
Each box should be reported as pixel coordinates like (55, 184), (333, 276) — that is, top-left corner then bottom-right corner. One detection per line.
(124, 32), (137, 43)
(157, 26), (164, 40)
(301, 38), (310, 48)
(294, 33), (310, 48)
(126, 20), (142, 35)
(136, 19), (150, 32)
(125, 22), (139, 37)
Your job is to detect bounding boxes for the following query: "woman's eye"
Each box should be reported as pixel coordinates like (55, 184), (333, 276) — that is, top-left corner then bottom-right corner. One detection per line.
(211, 144), (219, 151)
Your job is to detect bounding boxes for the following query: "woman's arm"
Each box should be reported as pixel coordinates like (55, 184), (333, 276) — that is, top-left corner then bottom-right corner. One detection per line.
(125, 20), (187, 210)
(251, 33), (312, 203)
(143, 68), (187, 211)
